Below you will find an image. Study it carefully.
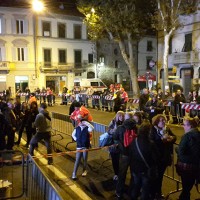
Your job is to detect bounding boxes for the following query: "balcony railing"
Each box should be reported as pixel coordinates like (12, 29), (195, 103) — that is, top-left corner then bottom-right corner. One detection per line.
(173, 51), (200, 64)
(40, 62), (91, 73)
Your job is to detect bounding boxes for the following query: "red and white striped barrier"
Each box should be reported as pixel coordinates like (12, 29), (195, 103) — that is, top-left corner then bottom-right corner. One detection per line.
(92, 95), (100, 99)
(128, 99), (139, 103)
(104, 95), (113, 100)
(181, 103), (200, 110)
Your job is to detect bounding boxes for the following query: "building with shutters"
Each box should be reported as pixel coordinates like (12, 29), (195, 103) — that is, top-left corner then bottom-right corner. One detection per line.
(0, 0), (96, 94)
(157, 9), (200, 95)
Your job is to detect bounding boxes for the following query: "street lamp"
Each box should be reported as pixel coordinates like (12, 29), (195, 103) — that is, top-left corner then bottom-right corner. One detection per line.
(32, 0), (44, 78)
(32, 0), (44, 12)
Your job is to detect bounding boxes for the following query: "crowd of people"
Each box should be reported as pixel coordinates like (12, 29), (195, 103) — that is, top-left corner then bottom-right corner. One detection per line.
(0, 84), (200, 200)
(68, 87), (200, 200)
(0, 87), (53, 165)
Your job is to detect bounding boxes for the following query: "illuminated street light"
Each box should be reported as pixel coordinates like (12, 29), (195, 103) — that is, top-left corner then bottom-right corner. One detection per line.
(32, 0), (44, 12)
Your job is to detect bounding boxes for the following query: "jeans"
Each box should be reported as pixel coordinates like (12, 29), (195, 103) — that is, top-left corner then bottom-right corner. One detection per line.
(29, 132), (52, 162)
(110, 151), (120, 176)
(131, 172), (151, 200)
(73, 148), (88, 175)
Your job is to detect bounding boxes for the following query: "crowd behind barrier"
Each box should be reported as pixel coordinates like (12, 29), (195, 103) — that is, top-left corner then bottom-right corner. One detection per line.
(50, 112), (200, 199)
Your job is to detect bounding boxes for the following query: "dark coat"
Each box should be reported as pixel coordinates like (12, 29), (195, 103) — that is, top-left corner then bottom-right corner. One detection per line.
(150, 126), (176, 166)
(174, 94), (186, 105)
(139, 94), (149, 111)
(113, 119), (136, 156)
(129, 135), (160, 174)
(177, 128), (200, 165)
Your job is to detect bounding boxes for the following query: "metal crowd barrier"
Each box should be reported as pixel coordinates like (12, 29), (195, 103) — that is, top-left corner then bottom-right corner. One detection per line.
(50, 112), (200, 199)
(26, 156), (76, 200)
(51, 112), (110, 165)
(164, 143), (182, 199)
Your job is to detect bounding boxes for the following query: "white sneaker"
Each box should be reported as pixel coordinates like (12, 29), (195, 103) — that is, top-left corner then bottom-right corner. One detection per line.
(113, 175), (118, 181)
(82, 170), (87, 177)
(72, 173), (77, 180)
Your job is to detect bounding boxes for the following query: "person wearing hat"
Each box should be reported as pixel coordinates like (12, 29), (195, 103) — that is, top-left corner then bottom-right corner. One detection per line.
(70, 102), (93, 127)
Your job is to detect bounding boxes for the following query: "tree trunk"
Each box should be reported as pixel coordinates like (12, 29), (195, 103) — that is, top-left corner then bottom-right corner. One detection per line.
(118, 37), (140, 98)
(162, 32), (170, 91)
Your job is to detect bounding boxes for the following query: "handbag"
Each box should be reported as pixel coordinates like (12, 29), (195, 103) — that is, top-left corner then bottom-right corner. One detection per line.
(135, 138), (158, 180)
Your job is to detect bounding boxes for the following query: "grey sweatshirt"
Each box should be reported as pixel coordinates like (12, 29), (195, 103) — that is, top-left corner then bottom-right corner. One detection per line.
(34, 108), (51, 133)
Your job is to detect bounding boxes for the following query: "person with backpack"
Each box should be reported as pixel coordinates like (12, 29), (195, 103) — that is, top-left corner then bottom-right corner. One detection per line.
(129, 120), (160, 200)
(113, 118), (137, 198)
(71, 119), (94, 180)
(176, 117), (200, 200)
(29, 103), (53, 165)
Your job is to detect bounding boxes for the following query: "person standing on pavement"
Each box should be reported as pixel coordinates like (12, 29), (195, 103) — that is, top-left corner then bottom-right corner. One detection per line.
(70, 101), (93, 128)
(24, 101), (38, 148)
(113, 91), (124, 113)
(176, 117), (200, 200)
(174, 89), (186, 122)
(29, 103), (53, 165)
(129, 120), (160, 200)
(1, 101), (17, 150)
(107, 111), (125, 181)
(71, 119), (94, 180)
(113, 118), (137, 198)
(139, 88), (149, 112)
(120, 88), (129, 111)
(150, 114), (176, 200)
(145, 90), (164, 123)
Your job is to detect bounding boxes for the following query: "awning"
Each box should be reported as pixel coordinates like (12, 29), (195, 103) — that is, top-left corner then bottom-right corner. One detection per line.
(138, 72), (156, 82)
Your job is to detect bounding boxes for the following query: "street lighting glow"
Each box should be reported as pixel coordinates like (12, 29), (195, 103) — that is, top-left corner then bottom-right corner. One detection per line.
(32, 0), (44, 12)
(91, 8), (95, 13)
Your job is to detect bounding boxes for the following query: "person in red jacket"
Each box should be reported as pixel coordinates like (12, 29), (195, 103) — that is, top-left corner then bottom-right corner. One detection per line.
(70, 102), (93, 127)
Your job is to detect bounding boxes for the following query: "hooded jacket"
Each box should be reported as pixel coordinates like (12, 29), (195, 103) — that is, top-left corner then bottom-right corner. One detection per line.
(113, 119), (137, 156)
(34, 108), (51, 133)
